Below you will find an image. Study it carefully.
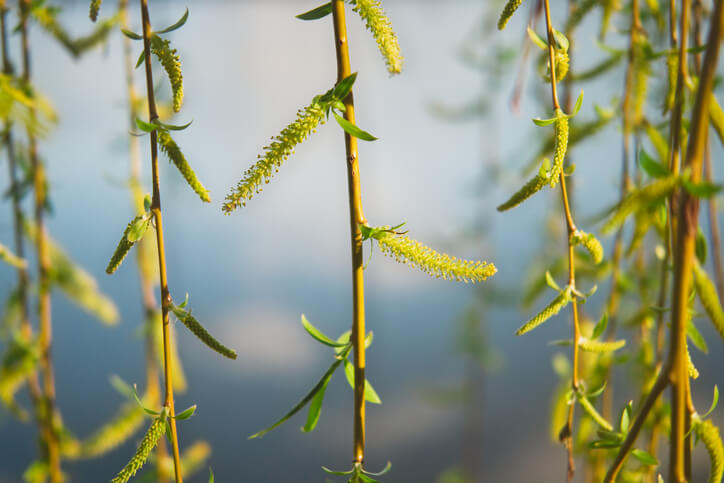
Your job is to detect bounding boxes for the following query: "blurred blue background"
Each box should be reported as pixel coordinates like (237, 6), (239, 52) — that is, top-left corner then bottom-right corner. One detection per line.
(1, 1), (723, 481)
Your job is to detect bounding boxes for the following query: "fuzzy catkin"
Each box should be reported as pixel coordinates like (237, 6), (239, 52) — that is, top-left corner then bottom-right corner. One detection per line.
(576, 393), (613, 431)
(151, 37), (183, 112)
(602, 175), (679, 234)
(223, 98), (328, 213)
(687, 343), (699, 379)
(549, 110), (569, 187)
(516, 291), (570, 335)
(694, 419), (724, 483)
(571, 230), (604, 264)
(693, 263), (724, 342)
(497, 174), (547, 211)
(178, 313), (238, 360)
(497, 0), (523, 30)
(578, 338), (625, 353)
(64, 403), (144, 459)
(374, 230), (496, 283)
(106, 216), (142, 274)
(111, 417), (165, 483)
(89, 0), (102, 21)
(157, 130), (211, 203)
(348, 0), (403, 74)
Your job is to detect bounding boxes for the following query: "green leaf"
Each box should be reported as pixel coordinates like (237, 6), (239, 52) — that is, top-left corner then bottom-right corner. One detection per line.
(552, 28), (569, 51)
(526, 26), (548, 50)
(620, 404), (630, 433)
(632, 448), (659, 466)
(577, 392), (613, 431)
(321, 466), (355, 476)
(301, 314), (347, 347)
(135, 118), (158, 133)
(131, 384), (159, 416)
(640, 150), (669, 178)
(696, 228), (708, 265)
(333, 72), (357, 100)
(592, 312), (608, 339)
(208, 468), (214, 483)
(363, 461), (392, 476)
(682, 179), (723, 198)
(136, 50), (145, 69)
(173, 405), (196, 421)
(143, 195), (152, 213)
(121, 28), (142, 40)
(701, 385), (719, 419)
(301, 374), (330, 432)
(296, 3), (332, 20)
(155, 8), (189, 34)
(157, 120), (193, 131)
(126, 215), (150, 243)
(343, 359), (382, 404)
(687, 319), (709, 354)
(532, 116), (557, 127)
(248, 350), (348, 439)
(333, 112), (377, 141)
(568, 90), (584, 117)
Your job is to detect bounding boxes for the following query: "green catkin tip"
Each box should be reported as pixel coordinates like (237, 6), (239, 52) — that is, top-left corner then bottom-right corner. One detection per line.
(497, 0), (523, 30)
(555, 50), (569, 82)
(549, 110), (569, 187)
(578, 338), (625, 353)
(373, 229), (496, 283)
(694, 419), (724, 483)
(89, 0), (102, 21)
(151, 36), (183, 112)
(223, 96), (328, 213)
(157, 130), (211, 203)
(693, 262), (724, 342)
(497, 174), (548, 211)
(576, 392), (613, 431)
(570, 230), (603, 264)
(515, 290), (570, 335)
(111, 416), (165, 483)
(106, 216), (143, 274)
(602, 175), (679, 234)
(178, 313), (237, 360)
(348, 0), (403, 74)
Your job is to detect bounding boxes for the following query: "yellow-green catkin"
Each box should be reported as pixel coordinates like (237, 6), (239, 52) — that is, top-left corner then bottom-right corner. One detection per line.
(150, 37), (183, 112)
(63, 403), (144, 459)
(497, 0), (523, 30)
(693, 262), (724, 342)
(106, 216), (142, 274)
(178, 313), (237, 360)
(157, 130), (210, 203)
(709, 96), (724, 146)
(348, 0), (403, 74)
(602, 175), (679, 233)
(516, 290), (570, 335)
(694, 419), (724, 483)
(497, 174), (548, 211)
(89, 0), (102, 22)
(555, 50), (569, 82)
(0, 242), (26, 269)
(576, 393), (613, 431)
(687, 343), (699, 379)
(73, 16), (116, 55)
(223, 98), (328, 213)
(112, 416), (165, 483)
(665, 53), (677, 113)
(578, 338), (625, 353)
(373, 230), (496, 282)
(570, 230), (603, 264)
(549, 110), (569, 187)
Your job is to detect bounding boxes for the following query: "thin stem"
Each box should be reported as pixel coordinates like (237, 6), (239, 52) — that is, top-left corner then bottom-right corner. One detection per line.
(542, 0), (560, 109)
(120, 0), (167, 478)
(139, 0), (182, 480)
(19, 2), (60, 481)
(331, 0), (367, 465)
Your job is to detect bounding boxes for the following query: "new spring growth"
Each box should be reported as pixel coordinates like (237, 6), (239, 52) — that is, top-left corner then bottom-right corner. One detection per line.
(170, 297), (237, 360)
(527, 27), (569, 82)
(361, 224), (496, 282)
(150, 35), (183, 112)
(693, 419), (724, 483)
(89, 0), (101, 22)
(349, 0), (403, 74)
(570, 229), (604, 264)
(111, 410), (167, 483)
(106, 213), (152, 274)
(498, 0), (523, 30)
(224, 74), (374, 213)
(0, 243), (26, 269)
(601, 174), (679, 234)
(693, 262), (724, 342)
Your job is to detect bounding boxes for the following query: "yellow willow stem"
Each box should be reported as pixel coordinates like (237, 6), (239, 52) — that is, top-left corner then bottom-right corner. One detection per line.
(331, 0), (367, 465)
(119, 0), (167, 478)
(139, 0), (182, 480)
(19, 2), (60, 481)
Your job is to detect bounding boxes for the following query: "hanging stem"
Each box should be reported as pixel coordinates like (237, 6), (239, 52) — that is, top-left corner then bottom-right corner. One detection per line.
(19, 2), (60, 481)
(139, 0), (182, 480)
(331, 0), (368, 466)
(119, 0), (167, 478)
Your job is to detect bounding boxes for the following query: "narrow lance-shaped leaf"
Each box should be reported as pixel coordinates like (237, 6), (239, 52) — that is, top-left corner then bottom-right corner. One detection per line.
(111, 413), (167, 483)
(368, 226), (496, 282)
(343, 359), (382, 404)
(223, 93), (331, 213)
(301, 373), (330, 433)
(171, 304), (237, 360)
(301, 315), (347, 347)
(693, 419), (724, 483)
(297, 3), (332, 20)
(150, 35), (183, 112)
(333, 112), (377, 141)
(249, 347), (349, 439)
(693, 262), (724, 342)
(106, 215), (151, 274)
(348, 0), (403, 74)
(516, 289), (571, 336)
(157, 130), (211, 203)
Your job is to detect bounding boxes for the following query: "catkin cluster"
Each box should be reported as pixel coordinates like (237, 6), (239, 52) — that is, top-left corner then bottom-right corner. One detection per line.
(516, 291), (570, 335)
(549, 110), (569, 187)
(151, 37), (183, 112)
(178, 313), (238, 360)
(223, 100), (328, 213)
(111, 416), (165, 483)
(106, 216), (142, 274)
(157, 130), (211, 202)
(497, 174), (547, 212)
(348, 0), (403, 74)
(373, 229), (496, 283)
